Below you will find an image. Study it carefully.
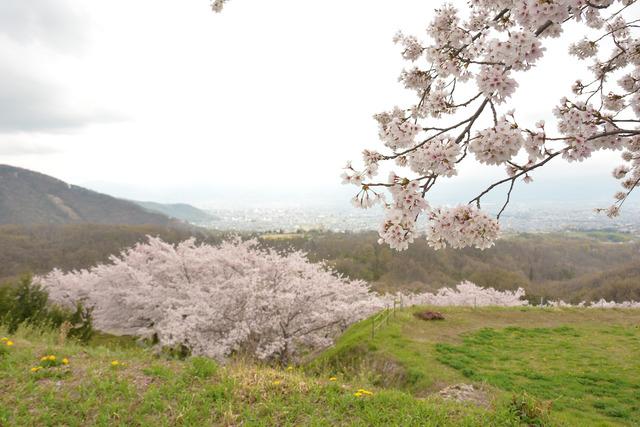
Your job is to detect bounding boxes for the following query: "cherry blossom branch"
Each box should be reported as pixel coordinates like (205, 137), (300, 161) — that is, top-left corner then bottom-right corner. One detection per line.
(337, 0), (640, 250)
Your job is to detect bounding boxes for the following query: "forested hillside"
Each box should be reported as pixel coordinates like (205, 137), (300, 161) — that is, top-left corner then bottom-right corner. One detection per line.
(133, 201), (218, 224)
(0, 165), (178, 226)
(263, 231), (640, 303)
(0, 224), (221, 282)
(1, 225), (638, 303)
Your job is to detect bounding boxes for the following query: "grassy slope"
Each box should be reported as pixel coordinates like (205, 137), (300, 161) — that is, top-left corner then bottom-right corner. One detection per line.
(311, 307), (640, 427)
(0, 329), (526, 427)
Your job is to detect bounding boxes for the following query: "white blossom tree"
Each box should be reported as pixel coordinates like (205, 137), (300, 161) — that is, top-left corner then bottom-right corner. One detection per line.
(38, 237), (379, 363)
(213, 0), (640, 251)
(393, 281), (529, 307)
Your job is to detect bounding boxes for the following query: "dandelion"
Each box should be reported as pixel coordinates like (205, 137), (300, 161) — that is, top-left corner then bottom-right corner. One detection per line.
(30, 366), (43, 373)
(353, 392), (363, 397)
(286, 366), (293, 371)
(329, 377), (337, 381)
(111, 360), (121, 367)
(1, 337), (8, 342)
(62, 358), (69, 365)
(6, 341), (14, 347)
(272, 380), (282, 385)
(48, 355), (56, 361)
(356, 388), (373, 396)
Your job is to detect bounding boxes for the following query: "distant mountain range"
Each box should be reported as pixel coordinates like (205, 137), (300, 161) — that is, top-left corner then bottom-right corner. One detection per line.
(0, 165), (211, 226)
(133, 201), (217, 224)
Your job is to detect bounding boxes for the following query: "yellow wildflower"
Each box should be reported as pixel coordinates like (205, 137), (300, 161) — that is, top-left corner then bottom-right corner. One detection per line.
(286, 366), (293, 371)
(357, 388), (373, 395)
(6, 341), (13, 347)
(48, 355), (56, 361)
(40, 356), (49, 362)
(111, 360), (121, 366)
(272, 380), (282, 385)
(329, 377), (337, 381)
(353, 392), (363, 397)
(1, 337), (8, 342)
(62, 358), (69, 365)
(30, 366), (43, 373)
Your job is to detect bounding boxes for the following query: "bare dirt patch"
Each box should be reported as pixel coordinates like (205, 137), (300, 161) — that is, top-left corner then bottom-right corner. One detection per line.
(414, 311), (445, 321)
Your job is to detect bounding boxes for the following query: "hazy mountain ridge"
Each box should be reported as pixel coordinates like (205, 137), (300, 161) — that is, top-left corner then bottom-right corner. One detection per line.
(133, 201), (217, 224)
(0, 165), (178, 226)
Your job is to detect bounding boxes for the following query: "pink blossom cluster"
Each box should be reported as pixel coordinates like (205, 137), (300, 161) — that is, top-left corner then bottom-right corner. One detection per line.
(476, 67), (518, 103)
(408, 136), (461, 177)
(377, 175), (429, 251)
(469, 117), (524, 165)
(419, 83), (453, 118)
(340, 0), (640, 251)
(484, 32), (545, 71)
(512, 0), (588, 34)
(210, 0), (228, 13)
(426, 205), (500, 250)
(379, 117), (422, 151)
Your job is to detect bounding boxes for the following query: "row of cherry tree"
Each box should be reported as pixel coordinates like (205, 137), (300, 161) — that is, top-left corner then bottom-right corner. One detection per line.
(393, 281), (640, 308)
(213, 0), (639, 251)
(39, 237), (640, 362)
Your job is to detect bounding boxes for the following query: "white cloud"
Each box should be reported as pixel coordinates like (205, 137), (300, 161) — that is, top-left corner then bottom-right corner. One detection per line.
(1, 0), (634, 206)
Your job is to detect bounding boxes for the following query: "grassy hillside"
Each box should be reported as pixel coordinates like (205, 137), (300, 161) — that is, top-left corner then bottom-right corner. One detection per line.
(0, 329), (534, 426)
(3, 309), (638, 426)
(311, 307), (640, 426)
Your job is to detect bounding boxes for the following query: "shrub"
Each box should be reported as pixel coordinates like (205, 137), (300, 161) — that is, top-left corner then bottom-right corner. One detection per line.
(0, 275), (93, 343)
(5, 275), (48, 333)
(66, 303), (94, 343)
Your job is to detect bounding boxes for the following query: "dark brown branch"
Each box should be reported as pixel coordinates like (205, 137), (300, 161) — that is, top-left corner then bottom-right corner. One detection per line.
(469, 151), (563, 209)
(497, 178), (515, 219)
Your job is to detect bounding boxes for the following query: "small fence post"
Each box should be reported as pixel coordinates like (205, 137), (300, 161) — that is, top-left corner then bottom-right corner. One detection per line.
(371, 316), (375, 339)
(540, 296), (544, 306)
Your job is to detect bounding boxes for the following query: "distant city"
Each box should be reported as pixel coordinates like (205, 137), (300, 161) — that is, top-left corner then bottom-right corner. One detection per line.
(80, 177), (640, 235)
(199, 202), (640, 235)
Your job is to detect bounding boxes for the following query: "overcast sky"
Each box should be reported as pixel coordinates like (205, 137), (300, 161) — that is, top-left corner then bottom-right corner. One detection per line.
(0, 0), (635, 207)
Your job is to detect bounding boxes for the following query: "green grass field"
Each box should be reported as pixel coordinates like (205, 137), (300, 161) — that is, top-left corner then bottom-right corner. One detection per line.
(312, 307), (640, 426)
(2, 307), (639, 426)
(0, 327), (537, 426)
